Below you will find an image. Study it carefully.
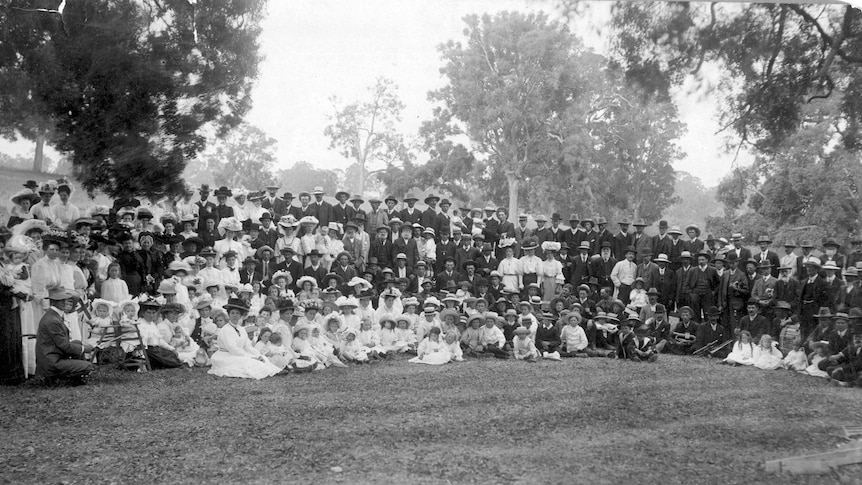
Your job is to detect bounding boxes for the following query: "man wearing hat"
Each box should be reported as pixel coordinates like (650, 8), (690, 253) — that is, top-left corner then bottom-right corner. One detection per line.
(590, 241), (617, 291)
(725, 252), (750, 327)
(821, 313), (862, 387)
(651, 220), (671, 258)
(684, 224), (704, 254)
(561, 214), (583, 249)
(495, 207), (514, 242)
(455, 233), (481, 272)
(570, 241), (592, 287)
(847, 236), (862, 270)
(262, 185), (285, 216)
(612, 218), (634, 260)
(383, 194), (399, 221)
(392, 224), (419, 270)
(309, 187), (333, 228)
(475, 242), (499, 278)
(513, 213), (533, 251)
(592, 216), (613, 256)
(753, 235), (780, 278)
(652, 253), (678, 311)
(421, 194), (440, 232)
(30, 183), (56, 225)
(547, 212), (564, 244)
(239, 256), (260, 285)
(838, 267), (862, 309)
(675, 250), (695, 310)
(779, 240), (799, 278)
(610, 245), (638, 305)
(35, 288), (94, 385)
(751, 261), (777, 320)
(366, 197), (388, 235)
(275, 247), (303, 287)
(728, 233), (752, 264)
(795, 256), (828, 336)
(666, 226), (685, 271)
(632, 219), (653, 257)
(685, 251), (720, 322)
(434, 199), (452, 237)
(435, 227), (457, 274)
(821, 238), (845, 270)
(693, 306), (731, 358)
(636, 249), (660, 291)
(822, 261), (844, 311)
(331, 190), (353, 226)
(369, 225), (394, 270)
(399, 193), (421, 225)
(435, 257), (460, 293)
(774, 263), (800, 311)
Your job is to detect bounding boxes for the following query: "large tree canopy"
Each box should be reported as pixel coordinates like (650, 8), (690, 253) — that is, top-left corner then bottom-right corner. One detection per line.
(0, 0), (266, 198)
(603, 2), (862, 239)
(395, 11), (683, 222)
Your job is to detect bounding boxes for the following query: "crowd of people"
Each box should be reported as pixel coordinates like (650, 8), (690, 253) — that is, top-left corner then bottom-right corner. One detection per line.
(0, 179), (860, 386)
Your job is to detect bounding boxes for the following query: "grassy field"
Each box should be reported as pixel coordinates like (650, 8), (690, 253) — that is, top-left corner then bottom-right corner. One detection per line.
(1, 355), (860, 484)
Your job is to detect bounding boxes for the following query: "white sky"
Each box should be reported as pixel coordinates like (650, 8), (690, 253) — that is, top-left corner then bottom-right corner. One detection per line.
(0, 0), (752, 187)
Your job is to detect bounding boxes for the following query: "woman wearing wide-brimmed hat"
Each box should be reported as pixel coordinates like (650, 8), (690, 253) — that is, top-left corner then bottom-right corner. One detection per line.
(213, 216), (244, 264)
(7, 190), (40, 229)
(208, 298), (281, 379)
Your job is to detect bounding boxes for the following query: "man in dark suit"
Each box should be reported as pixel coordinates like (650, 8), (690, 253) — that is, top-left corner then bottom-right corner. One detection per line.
(796, 240), (817, 278)
(331, 191), (354, 226)
(725, 253), (750, 328)
(367, 198), (389, 235)
(652, 253), (677, 311)
(632, 219), (653, 257)
(547, 213), (565, 244)
(728, 233), (753, 264)
(239, 257), (260, 285)
(262, 185), (288, 218)
(636, 251), (660, 291)
(837, 268), (862, 309)
(593, 217), (613, 256)
(798, 258), (830, 338)
(310, 187), (333, 227)
(569, 241), (592, 287)
(513, 214), (533, 254)
(275, 247), (304, 287)
(693, 306), (731, 358)
(589, 241), (617, 290)
(421, 194), (440, 232)
(391, 226), (419, 270)
(399, 194), (422, 225)
(436, 200), (453, 237)
(257, 213), (279, 249)
(195, 184), (218, 233)
(667, 227), (685, 271)
(302, 250), (327, 283)
(475, 243), (499, 278)
(254, 246), (277, 283)
(754, 235), (781, 278)
(35, 288), (94, 383)
(296, 192), (315, 220)
(435, 257), (460, 292)
(612, 218), (634, 260)
(369, 226), (394, 271)
(686, 252), (721, 322)
(652, 220), (672, 258)
(455, 235), (481, 271)
(432, 227), (457, 274)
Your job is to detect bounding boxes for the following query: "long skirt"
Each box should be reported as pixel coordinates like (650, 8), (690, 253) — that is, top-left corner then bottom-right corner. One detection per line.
(0, 296), (24, 385)
(208, 351), (281, 379)
(409, 351), (450, 365)
(19, 299), (41, 377)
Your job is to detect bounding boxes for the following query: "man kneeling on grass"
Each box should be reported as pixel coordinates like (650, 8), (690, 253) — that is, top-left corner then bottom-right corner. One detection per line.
(820, 316), (862, 387)
(615, 315), (658, 362)
(35, 287), (95, 386)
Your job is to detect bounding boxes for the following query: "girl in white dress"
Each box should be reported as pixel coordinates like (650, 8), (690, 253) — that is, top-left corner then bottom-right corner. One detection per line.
(753, 335), (784, 370)
(101, 263), (130, 303)
(358, 318), (386, 360)
(409, 327), (452, 365)
(724, 330), (756, 366)
(803, 341), (830, 378)
(208, 299), (281, 379)
(291, 323), (325, 368)
(443, 332), (464, 362)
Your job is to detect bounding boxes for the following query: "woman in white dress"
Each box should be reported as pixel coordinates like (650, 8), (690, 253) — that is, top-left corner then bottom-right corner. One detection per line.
(213, 217), (245, 265)
(539, 241), (564, 302)
(209, 298), (281, 379)
(274, 216), (301, 263)
(409, 327), (452, 365)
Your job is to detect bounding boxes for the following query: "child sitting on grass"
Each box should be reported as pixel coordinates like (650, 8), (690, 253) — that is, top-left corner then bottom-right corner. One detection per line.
(340, 327), (370, 363)
(724, 330), (756, 366)
(753, 335), (784, 370)
(804, 341), (830, 378)
(358, 318), (387, 360)
(781, 338), (808, 371)
(444, 332), (464, 362)
(512, 326), (540, 362)
(559, 312), (590, 358)
(409, 327), (452, 365)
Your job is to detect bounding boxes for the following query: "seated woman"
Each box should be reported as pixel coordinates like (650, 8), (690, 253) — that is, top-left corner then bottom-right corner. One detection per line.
(409, 327), (452, 365)
(208, 298), (281, 379)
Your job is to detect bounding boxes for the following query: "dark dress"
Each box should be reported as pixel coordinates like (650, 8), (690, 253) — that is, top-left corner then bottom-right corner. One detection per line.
(0, 284), (24, 385)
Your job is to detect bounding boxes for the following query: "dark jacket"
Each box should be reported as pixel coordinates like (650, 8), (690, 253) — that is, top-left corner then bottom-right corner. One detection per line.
(35, 308), (86, 378)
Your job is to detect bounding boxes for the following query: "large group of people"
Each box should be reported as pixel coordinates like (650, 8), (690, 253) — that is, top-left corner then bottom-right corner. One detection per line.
(1, 179), (860, 387)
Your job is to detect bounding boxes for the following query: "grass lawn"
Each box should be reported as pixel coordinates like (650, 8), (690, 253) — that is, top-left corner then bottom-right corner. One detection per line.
(1, 355), (860, 484)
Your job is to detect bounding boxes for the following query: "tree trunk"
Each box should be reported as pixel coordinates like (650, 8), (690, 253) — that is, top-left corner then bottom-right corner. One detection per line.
(33, 132), (45, 173)
(505, 172), (519, 224)
(358, 161), (365, 195)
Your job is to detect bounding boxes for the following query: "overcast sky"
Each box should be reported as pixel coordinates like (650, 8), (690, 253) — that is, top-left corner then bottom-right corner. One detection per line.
(1, 0), (752, 187)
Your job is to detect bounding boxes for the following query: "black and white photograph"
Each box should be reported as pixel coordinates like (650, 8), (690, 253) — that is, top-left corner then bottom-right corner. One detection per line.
(1, 0), (862, 483)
